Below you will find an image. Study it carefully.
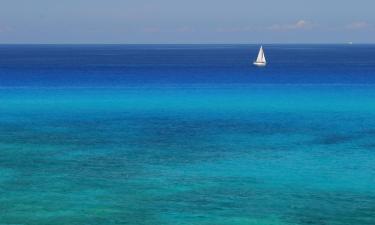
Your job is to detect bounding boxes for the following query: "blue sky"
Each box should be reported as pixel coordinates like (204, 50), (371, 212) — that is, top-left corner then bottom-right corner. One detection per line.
(0, 0), (374, 43)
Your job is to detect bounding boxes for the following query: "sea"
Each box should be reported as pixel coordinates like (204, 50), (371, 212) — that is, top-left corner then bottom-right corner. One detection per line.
(0, 44), (375, 225)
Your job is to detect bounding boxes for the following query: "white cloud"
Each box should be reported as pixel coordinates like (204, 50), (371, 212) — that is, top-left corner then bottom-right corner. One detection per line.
(346, 22), (371, 30)
(268, 20), (312, 31)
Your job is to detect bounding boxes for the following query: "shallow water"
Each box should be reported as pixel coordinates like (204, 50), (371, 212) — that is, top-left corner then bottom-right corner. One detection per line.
(0, 45), (375, 225)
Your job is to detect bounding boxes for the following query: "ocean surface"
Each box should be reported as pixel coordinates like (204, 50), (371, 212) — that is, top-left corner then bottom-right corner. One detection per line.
(0, 44), (375, 225)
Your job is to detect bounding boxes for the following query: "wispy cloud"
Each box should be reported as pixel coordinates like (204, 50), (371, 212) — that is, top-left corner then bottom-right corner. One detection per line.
(141, 27), (161, 33)
(176, 26), (195, 33)
(346, 21), (371, 30)
(0, 24), (11, 33)
(215, 26), (252, 33)
(142, 26), (197, 33)
(268, 20), (313, 31)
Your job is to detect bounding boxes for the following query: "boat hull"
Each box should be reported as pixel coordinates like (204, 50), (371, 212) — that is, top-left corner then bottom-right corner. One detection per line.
(253, 62), (266, 66)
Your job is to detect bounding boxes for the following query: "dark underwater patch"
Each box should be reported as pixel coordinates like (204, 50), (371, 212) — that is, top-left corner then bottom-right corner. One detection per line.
(310, 127), (375, 146)
(312, 134), (357, 145)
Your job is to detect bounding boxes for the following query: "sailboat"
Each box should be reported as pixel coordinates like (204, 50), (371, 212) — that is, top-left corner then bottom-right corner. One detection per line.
(253, 46), (267, 66)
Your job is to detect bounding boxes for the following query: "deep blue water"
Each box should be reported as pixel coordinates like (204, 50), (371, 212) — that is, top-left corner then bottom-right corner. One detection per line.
(0, 45), (375, 225)
(1, 44), (375, 86)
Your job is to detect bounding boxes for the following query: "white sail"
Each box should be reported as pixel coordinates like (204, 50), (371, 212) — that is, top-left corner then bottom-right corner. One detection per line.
(254, 46), (266, 66)
(256, 46), (266, 63)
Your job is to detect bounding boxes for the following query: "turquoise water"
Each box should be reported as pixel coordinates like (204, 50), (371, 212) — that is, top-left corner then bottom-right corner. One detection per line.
(1, 85), (375, 225)
(1, 44), (375, 224)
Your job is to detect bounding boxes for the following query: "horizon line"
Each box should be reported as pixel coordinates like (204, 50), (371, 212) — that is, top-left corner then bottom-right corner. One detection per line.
(0, 42), (374, 45)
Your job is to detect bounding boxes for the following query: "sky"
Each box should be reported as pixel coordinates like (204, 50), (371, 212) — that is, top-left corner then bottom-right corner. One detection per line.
(0, 0), (374, 44)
